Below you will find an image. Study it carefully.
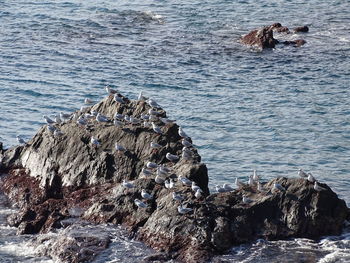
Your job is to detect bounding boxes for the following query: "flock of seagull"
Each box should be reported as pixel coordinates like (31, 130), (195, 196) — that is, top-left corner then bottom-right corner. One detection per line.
(15, 86), (328, 215)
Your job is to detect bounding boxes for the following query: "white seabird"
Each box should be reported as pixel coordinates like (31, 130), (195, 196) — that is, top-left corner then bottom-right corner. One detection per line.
(141, 189), (153, 200)
(191, 182), (201, 192)
(146, 161), (158, 169)
(122, 179), (134, 189)
(152, 122), (163, 135)
(84, 98), (94, 105)
(47, 124), (56, 133)
(172, 192), (184, 202)
(16, 135), (26, 145)
(114, 119), (124, 127)
(178, 127), (189, 138)
(105, 85), (117, 95)
(160, 117), (176, 125)
(90, 136), (100, 147)
(53, 129), (64, 138)
(215, 185), (226, 193)
(195, 189), (203, 199)
(178, 175), (192, 186)
(273, 183), (286, 192)
(181, 138), (192, 147)
(141, 168), (152, 177)
(114, 94), (125, 104)
(307, 173), (316, 183)
(178, 205), (193, 214)
(298, 168), (308, 178)
(147, 99), (160, 108)
(155, 175), (165, 184)
(60, 112), (72, 121)
(134, 199), (148, 208)
(115, 143), (126, 153)
(54, 115), (62, 124)
(150, 141), (162, 150)
(242, 195), (253, 204)
(166, 152), (179, 162)
(43, 115), (55, 124)
(96, 113), (109, 123)
(235, 178), (245, 188)
(114, 113), (124, 120)
(252, 170), (259, 182)
(314, 182), (327, 192)
(223, 183), (234, 192)
(77, 117), (88, 127)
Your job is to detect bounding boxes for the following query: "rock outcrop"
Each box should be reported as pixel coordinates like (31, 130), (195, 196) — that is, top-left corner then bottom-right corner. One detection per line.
(240, 23), (308, 49)
(0, 94), (349, 263)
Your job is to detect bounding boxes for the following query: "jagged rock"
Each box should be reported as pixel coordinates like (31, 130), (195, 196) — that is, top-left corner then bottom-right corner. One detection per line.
(0, 94), (348, 263)
(240, 26), (278, 49)
(240, 23), (307, 49)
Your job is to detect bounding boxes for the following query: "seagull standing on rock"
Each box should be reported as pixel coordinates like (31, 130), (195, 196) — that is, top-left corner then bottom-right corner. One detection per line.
(178, 127), (189, 139)
(152, 122), (163, 135)
(178, 205), (193, 215)
(115, 143), (126, 154)
(298, 169), (308, 178)
(105, 85), (117, 95)
(172, 192), (184, 202)
(314, 182), (327, 192)
(223, 183), (234, 192)
(122, 179), (134, 190)
(114, 94), (125, 104)
(166, 152), (179, 163)
(16, 135), (26, 145)
(141, 189), (153, 200)
(178, 175), (192, 186)
(134, 199), (148, 209)
(273, 183), (286, 193)
(141, 168), (152, 177)
(90, 136), (100, 148)
(96, 113), (109, 123)
(60, 112), (72, 121)
(307, 173), (316, 183)
(43, 115), (55, 125)
(216, 185), (226, 193)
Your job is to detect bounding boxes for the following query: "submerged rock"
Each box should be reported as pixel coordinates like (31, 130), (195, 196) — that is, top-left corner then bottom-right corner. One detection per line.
(0, 93), (348, 263)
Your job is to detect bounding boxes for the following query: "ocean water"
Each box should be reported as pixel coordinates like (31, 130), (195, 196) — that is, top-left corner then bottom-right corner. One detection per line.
(0, 0), (349, 262)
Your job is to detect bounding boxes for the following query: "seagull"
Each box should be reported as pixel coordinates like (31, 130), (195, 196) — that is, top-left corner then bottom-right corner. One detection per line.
(141, 189), (153, 200)
(129, 116), (140, 125)
(152, 122), (163, 135)
(146, 161), (158, 169)
(314, 182), (327, 192)
(47, 125), (56, 133)
(115, 143), (126, 153)
(114, 94), (125, 104)
(178, 205), (193, 214)
(150, 142), (162, 152)
(96, 113), (109, 123)
(149, 109), (161, 116)
(54, 115), (62, 124)
(141, 168), (152, 177)
(165, 179), (171, 189)
(147, 99), (160, 108)
(90, 110), (98, 116)
(53, 129), (64, 138)
(248, 175), (255, 186)
(43, 115), (55, 124)
(114, 113), (124, 120)
(105, 85), (117, 95)
(223, 183), (234, 192)
(134, 199), (148, 208)
(16, 135), (26, 145)
(138, 91), (147, 101)
(60, 112), (72, 121)
(90, 136), (100, 147)
(307, 173), (316, 183)
(242, 195), (253, 204)
(235, 178), (245, 189)
(182, 150), (192, 162)
(160, 117), (176, 126)
(178, 127), (189, 139)
(172, 192), (184, 202)
(298, 168), (308, 178)
(84, 113), (95, 120)
(195, 189), (203, 199)
(84, 98), (94, 105)
(191, 182), (201, 192)
(140, 113), (150, 120)
(80, 106), (89, 112)
(252, 170), (259, 182)
(166, 152), (179, 162)
(181, 139), (192, 148)
(155, 175), (165, 184)
(216, 185), (226, 193)
(178, 175), (192, 186)
(159, 165), (171, 174)
(77, 117), (88, 127)
(273, 183), (286, 192)
(122, 179), (134, 189)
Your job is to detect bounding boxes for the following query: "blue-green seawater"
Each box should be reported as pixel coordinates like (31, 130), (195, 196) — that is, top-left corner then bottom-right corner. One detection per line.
(0, 1), (349, 262)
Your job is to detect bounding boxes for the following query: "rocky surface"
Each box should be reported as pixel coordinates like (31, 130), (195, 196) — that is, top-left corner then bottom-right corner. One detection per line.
(0, 93), (349, 263)
(240, 22), (308, 49)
